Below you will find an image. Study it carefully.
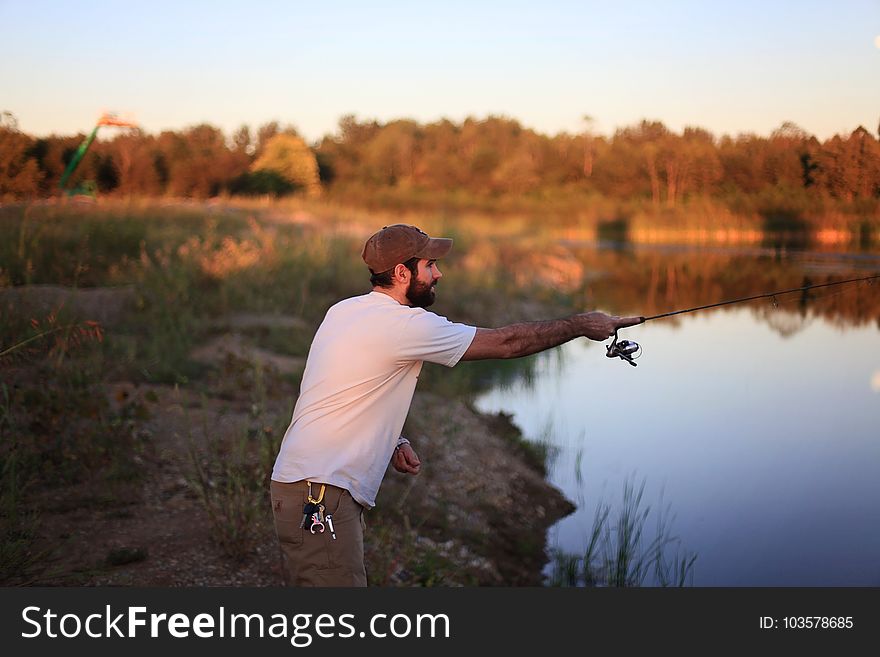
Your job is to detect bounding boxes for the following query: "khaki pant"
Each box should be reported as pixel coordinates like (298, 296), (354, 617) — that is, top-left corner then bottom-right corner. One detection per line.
(270, 480), (368, 587)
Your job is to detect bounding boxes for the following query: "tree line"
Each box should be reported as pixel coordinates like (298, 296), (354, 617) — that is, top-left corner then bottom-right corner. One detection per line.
(2, 110), (879, 217)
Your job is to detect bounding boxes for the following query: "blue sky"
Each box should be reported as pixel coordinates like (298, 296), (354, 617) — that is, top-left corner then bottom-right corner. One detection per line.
(1, 0), (878, 142)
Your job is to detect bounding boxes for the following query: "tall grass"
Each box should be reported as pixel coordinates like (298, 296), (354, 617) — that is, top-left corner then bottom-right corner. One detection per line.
(549, 477), (697, 587)
(183, 360), (284, 562)
(0, 447), (51, 585)
(186, 424), (268, 562)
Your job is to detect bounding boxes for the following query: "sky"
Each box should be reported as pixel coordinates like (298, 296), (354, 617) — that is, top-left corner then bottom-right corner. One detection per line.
(1, 0), (879, 143)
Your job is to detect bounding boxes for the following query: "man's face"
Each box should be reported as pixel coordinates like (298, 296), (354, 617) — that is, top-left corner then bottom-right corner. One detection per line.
(405, 259), (442, 308)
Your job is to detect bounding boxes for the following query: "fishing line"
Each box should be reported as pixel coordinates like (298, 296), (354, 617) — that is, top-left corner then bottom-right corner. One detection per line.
(766, 281), (861, 310)
(605, 273), (880, 366)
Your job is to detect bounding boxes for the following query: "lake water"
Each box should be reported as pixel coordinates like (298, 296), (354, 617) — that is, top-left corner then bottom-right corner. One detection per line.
(473, 244), (880, 586)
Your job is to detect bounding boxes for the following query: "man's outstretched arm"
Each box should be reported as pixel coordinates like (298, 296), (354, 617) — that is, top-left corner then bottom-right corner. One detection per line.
(461, 312), (643, 361)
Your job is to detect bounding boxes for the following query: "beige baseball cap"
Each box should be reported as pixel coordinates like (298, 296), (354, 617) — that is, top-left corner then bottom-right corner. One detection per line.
(361, 224), (453, 273)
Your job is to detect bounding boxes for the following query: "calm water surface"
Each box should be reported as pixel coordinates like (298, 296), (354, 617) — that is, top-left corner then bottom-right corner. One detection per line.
(473, 247), (880, 586)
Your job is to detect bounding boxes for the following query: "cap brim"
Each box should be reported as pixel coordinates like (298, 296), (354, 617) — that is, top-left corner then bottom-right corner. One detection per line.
(415, 237), (453, 260)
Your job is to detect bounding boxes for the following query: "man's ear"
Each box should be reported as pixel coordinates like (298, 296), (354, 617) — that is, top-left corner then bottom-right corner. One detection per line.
(393, 263), (410, 282)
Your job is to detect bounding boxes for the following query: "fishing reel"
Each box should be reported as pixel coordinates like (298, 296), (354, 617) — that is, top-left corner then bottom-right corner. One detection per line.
(605, 330), (642, 367)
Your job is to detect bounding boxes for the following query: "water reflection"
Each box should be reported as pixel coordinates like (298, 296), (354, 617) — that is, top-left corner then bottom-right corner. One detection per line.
(481, 237), (880, 329)
(471, 245), (880, 586)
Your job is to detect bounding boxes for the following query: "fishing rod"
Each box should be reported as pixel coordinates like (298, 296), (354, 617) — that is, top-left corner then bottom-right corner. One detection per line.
(605, 273), (880, 366)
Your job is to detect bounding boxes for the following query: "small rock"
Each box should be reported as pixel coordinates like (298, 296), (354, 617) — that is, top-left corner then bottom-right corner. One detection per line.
(105, 546), (148, 566)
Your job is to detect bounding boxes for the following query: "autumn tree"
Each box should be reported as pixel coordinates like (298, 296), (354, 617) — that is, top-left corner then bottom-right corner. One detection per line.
(766, 121), (813, 188)
(109, 130), (164, 196)
(413, 119), (465, 189)
(593, 120), (669, 202)
(661, 127), (722, 206)
(252, 132), (321, 196)
(0, 112), (42, 198)
(360, 119), (419, 186)
(816, 127), (880, 202)
(582, 114), (595, 178)
(316, 115), (382, 186)
(155, 124), (245, 197)
(718, 134), (769, 194)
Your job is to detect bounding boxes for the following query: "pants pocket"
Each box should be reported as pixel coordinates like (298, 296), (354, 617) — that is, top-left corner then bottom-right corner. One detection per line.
(271, 482), (304, 547)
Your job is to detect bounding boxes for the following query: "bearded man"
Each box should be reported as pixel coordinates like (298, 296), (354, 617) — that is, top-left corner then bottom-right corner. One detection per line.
(270, 224), (641, 586)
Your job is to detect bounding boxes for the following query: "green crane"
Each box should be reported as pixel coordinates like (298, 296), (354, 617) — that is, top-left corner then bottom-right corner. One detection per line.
(58, 113), (136, 196)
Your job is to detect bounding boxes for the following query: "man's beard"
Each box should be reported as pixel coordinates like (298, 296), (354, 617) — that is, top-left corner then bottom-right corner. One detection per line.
(406, 277), (436, 308)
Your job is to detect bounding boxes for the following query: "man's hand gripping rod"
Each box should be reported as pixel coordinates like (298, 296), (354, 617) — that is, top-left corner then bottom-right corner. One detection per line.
(602, 315), (646, 367)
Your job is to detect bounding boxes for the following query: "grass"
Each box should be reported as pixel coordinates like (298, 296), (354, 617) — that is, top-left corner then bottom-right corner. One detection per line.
(549, 477), (697, 587)
(185, 426), (268, 562)
(183, 359), (285, 562)
(0, 450), (52, 585)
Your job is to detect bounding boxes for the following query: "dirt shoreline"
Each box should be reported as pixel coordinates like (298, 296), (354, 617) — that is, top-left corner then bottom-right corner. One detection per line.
(27, 379), (573, 587)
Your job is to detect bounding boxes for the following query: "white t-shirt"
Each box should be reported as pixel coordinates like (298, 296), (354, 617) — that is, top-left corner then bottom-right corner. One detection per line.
(271, 291), (477, 508)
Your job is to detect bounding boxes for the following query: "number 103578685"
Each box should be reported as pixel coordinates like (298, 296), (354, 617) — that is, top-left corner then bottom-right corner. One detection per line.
(760, 617), (854, 629)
